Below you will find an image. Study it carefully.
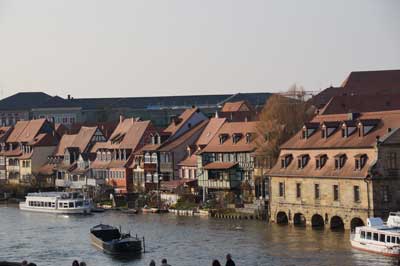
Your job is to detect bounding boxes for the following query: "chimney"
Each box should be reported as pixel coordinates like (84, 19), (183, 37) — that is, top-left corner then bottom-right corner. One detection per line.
(67, 94), (71, 100)
(187, 146), (191, 157)
(119, 115), (124, 123)
(215, 111), (219, 118)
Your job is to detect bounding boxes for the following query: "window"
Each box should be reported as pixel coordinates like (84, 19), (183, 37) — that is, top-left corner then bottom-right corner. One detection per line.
(333, 185), (339, 201)
(296, 183), (301, 198)
(361, 231), (365, 239)
(355, 155), (367, 170)
(69, 202), (74, 208)
(232, 134), (241, 144)
(219, 134), (228, 144)
(315, 155), (327, 169)
(279, 182), (285, 197)
(380, 234), (386, 243)
(280, 155), (292, 168)
(314, 184), (320, 200)
(383, 185), (391, 203)
(366, 232), (372, 240)
(354, 186), (360, 202)
(297, 155), (309, 169)
(373, 233), (378, 241)
(341, 128), (347, 138)
(387, 152), (397, 169)
(321, 129), (326, 138)
(246, 133), (251, 144)
(335, 154), (346, 169)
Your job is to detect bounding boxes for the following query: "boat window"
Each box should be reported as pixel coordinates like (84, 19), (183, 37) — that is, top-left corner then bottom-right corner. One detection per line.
(387, 235), (391, 243)
(51, 203), (55, 208)
(69, 202), (74, 208)
(40, 202), (44, 207)
(360, 231), (365, 239)
(396, 237), (400, 244)
(59, 203), (63, 208)
(373, 233), (378, 241)
(63, 203), (68, 208)
(366, 232), (372, 240)
(379, 234), (385, 242)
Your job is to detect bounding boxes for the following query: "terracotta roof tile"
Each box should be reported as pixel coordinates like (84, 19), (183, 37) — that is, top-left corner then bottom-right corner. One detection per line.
(201, 121), (259, 153)
(203, 162), (238, 170)
(196, 118), (226, 147)
(54, 134), (76, 156)
(158, 120), (208, 152)
(221, 101), (254, 112)
(281, 110), (400, 149)
(178, 154), (197, 167)
(163, 107), (199, 136)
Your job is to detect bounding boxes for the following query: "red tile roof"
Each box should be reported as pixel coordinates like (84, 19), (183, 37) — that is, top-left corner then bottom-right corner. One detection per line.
(54, 134), (76, 156)
(160, 179), (197, 190)
(201, 121), (258, 153)
(203, 162), (238, 170)
(221, 100), (254, 112)
(163, 107), (200, 136)
(6, 119), (47, 143)
(158, 120), (208, 152)
(178, 154), (197, 167)
(196, 118), (226, 147)
(281, 110), (400, 149)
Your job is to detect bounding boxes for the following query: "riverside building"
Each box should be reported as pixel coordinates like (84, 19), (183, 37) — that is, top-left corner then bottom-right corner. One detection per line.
(268, 111), (400, 230)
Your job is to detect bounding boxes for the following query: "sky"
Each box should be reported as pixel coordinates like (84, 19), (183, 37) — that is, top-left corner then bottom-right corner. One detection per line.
(0, 0), (399, 99)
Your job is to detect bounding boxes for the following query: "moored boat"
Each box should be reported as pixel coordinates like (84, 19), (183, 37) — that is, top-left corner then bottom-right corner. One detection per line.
(90, 224), (143, 255)
(351, 213), (400, 257)
(19, 192), (92, 214)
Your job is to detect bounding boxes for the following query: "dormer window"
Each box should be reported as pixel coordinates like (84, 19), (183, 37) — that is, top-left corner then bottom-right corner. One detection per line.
(334, 154), (346, 169)
(219, 134), (228, 144)
(354, 154), (368, 170)
(321, 122), (339, 139)
(302, 123), (319, 139)
(144, 152), (151, 163)
(315, 154), (328, 169)
(246, 133), (251, 144)
(297, 154), (309, 169)
(280, 154), (293, 168)
(358, 119), (380, 136)
(232, 133), (242, 144)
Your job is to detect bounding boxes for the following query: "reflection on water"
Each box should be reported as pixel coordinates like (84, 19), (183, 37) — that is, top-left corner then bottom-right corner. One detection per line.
(0, 205), (398, 266)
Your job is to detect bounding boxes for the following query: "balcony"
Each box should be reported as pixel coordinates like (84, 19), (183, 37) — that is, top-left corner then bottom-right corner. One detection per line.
(198, 179), (241, 189)
(55, 179), (72, 188)
(7, 165), (20, 172)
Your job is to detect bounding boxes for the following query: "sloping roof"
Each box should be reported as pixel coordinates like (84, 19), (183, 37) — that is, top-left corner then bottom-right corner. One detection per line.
(201, 121), (258, 153)
(0, 126), (12, 142)
(320, 94), (400, 115)
(160, 179), (197, 191)
(72, 126), (97, 152)
(281, 110), (400, 149)
(0, 92), (53, 111)
(163, 107), (200, 136)
(0, 92), (79, 111)
(221, 101), (254, 112)
(54, 134), (76, 156)
(341, 69), (400, 93)
(28, 133), (58, 146)
(196, 118), (226, 147)
(158, 120), (208, 152)
(91, 119), (152, 152)
(178, 154), (197, 167)
(204, 162), (238, 170)
(6, 119), (47, 143)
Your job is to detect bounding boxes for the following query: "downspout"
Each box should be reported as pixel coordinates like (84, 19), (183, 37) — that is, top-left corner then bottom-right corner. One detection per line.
(364, 175), (371, 218)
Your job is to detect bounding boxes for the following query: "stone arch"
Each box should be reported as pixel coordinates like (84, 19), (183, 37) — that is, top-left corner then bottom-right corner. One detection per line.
(311, 214), (325, 228)
(276, 211), (289, 225)
(293, 213), (306, 226)
(350, 217), (364, 231)
(330, 215), (345, 230)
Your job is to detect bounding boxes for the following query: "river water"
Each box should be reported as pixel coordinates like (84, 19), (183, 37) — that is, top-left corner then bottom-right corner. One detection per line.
(0, 205), (398, 266)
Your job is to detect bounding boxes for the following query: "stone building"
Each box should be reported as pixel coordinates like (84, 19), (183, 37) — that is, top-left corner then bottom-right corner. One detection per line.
(268, 110), (400, 230)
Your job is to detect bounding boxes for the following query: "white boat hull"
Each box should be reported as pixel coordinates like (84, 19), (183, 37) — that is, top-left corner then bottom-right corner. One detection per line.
(19, 202), (91, 214)
(351, 239), (400, 257)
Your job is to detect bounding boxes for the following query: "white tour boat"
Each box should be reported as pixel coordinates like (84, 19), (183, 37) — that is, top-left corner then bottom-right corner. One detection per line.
(19, 192), (92, 214)
(351, 212), (400, 257)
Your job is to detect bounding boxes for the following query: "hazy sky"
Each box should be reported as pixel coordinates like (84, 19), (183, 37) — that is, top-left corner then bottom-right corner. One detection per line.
(0, 0), (399, 98)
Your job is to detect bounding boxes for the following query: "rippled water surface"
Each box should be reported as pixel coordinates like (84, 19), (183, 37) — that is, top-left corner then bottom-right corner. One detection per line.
(0, 205), (398, 266)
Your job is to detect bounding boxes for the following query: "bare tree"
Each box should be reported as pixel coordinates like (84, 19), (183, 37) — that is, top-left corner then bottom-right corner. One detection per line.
(256, 84), (314, 164)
